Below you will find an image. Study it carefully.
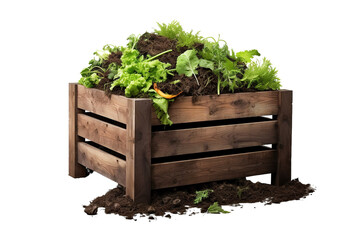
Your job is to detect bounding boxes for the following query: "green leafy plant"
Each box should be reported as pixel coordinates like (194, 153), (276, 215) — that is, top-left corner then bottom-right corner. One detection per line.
(155, 20), (204, 48)
(236, 49), (260, 63)
(207, 202), (230, 214)
(149, 90), (174, 125)
(194, 189), (214, 204)
(110, 49), (173, 96)
(176, 50), (200, 85)
(78, 72), (101, 88)
(93, 44), (122, 64)
(200, 37), (244, 94)
(107, 38), (174, 125)
(237, 186), (249, 200)
(176, 50), (214, 85)
(78, 21), (282, 126)
(241, 57), (281, 90)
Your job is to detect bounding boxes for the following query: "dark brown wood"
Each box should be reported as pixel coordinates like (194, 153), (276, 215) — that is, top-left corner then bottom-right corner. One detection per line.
(77, 113), (127, 155)
(126, 98), (152, 203)
(69, 85), (293, 203)
(272, 90), (292, 185)
(69, 83), (88, 178)
(77, 84), (128, 124)
(152, 120), (278, 158)
(78, 142), (126, 186)
(152, 149), (277, 189)
(151, 91), (279, 125)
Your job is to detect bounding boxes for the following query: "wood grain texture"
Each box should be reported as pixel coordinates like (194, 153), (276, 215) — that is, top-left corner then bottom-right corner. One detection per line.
(272, 90), (292, 185)
(126, 98), (152, 203)
(78, 142), (126, 186)
(152, 149), (277, 189)
(69, 83), (88, 178)
(77, 113), (126, 155)
(151, 91), (279, 125)
(77, 84), (128, 124)
(152, 120), (278, 158)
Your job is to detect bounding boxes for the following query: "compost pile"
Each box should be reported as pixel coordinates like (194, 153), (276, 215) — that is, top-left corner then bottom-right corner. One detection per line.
(78, 21), (281, 125)
(83, 178), (314, 219)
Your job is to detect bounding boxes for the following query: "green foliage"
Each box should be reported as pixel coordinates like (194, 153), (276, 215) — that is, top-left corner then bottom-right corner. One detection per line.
(93, 44), (122, 64)
(78, 21), (282, 126)
(194, 189), (214, 204)
(241, 58), (281, 90)
(237, 186), (249, 200)
(155, 20), (204, 48)
(236, 49), (260, 63)
(79, 73), (101, 88)
(110, 48), (172, 97)
(79, 43), (122, 88)
(207, 202), (229, 214)
(109, 46), (173, 125)
(200, 37), (243, 94)
(126, 34), (140, 49)
(176, 50), (200, 85)
(199, 59), (214, 70)
(149, 90), (173, 126)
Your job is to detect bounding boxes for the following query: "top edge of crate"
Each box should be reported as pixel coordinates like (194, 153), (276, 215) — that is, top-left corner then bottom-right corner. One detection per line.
(73, 83), (290, 126)
(151, 90), (282, 125)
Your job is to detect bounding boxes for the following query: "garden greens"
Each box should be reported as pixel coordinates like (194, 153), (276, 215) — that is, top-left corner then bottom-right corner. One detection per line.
(78, 21), (282, 126)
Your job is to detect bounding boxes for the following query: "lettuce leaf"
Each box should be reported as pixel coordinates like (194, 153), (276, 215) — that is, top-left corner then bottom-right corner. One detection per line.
(236, 49), (260, 63)
(241, 57), (281, 90)
(176, 50), (200, 78)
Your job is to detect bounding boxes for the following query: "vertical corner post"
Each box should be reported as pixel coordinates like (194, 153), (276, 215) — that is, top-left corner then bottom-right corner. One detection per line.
(69, 83), (88, 178)
(126, 98), (152, 203)
(272, 90), (292, 185)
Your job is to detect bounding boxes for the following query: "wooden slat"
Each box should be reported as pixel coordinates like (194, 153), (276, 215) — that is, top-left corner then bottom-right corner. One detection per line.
(272, 90), (292, 185)
(69, 83), (88, 178)
(77, 113), (126, 155)
(78, 142), (126, 186)
(152, 120), (278, 158)
(77, 84), (128, 124)
(152, 149), (277, 189)
(151, 91), (279, 125)
(126, 99), (152, 203)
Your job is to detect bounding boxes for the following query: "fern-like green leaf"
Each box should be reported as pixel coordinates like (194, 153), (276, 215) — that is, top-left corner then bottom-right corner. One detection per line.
(241, 57), (281, 90)
(194, 189), (214, 204)
(154, 20), (204, 48)
(207, 202), (229, 214)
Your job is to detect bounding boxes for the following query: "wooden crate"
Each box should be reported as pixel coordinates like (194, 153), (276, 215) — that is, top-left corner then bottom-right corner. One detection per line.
(69, 83), (292, 203)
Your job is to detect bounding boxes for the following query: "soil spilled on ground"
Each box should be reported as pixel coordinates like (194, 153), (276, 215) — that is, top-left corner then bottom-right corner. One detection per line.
(83, 178), (315, 219)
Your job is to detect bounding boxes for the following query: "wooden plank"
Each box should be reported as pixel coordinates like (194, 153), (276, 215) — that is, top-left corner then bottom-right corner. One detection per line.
(126, 98), (152, 203)
(77, 113), (126, 155)
(151, 91), (279, 125)
(272, 90), (292, 185)
(78, 142), (126, 186)
(152, 149), (277, 189)
(152, 120), (278, 158)
(77, 84), (128, 124)
(69, 83), (88, 178)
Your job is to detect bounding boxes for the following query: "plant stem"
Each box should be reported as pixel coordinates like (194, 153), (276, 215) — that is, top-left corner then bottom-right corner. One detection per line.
(217, 78), (221, 95)
(146, 49), (173, 62)
(193, 73), (199, 85)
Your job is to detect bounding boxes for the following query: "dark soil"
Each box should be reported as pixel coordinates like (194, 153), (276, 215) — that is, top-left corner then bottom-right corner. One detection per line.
(95, 77), (124, 97)
(83, 178), (315, 219)
(102, 51), (122, 69)
(137, 32), (179, 69)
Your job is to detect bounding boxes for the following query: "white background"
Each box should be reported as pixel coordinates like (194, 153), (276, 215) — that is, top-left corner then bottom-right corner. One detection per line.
(1, 0), (359, 239)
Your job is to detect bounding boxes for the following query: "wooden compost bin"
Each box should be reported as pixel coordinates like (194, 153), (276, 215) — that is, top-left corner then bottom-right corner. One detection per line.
(69, 83), (292, 203)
